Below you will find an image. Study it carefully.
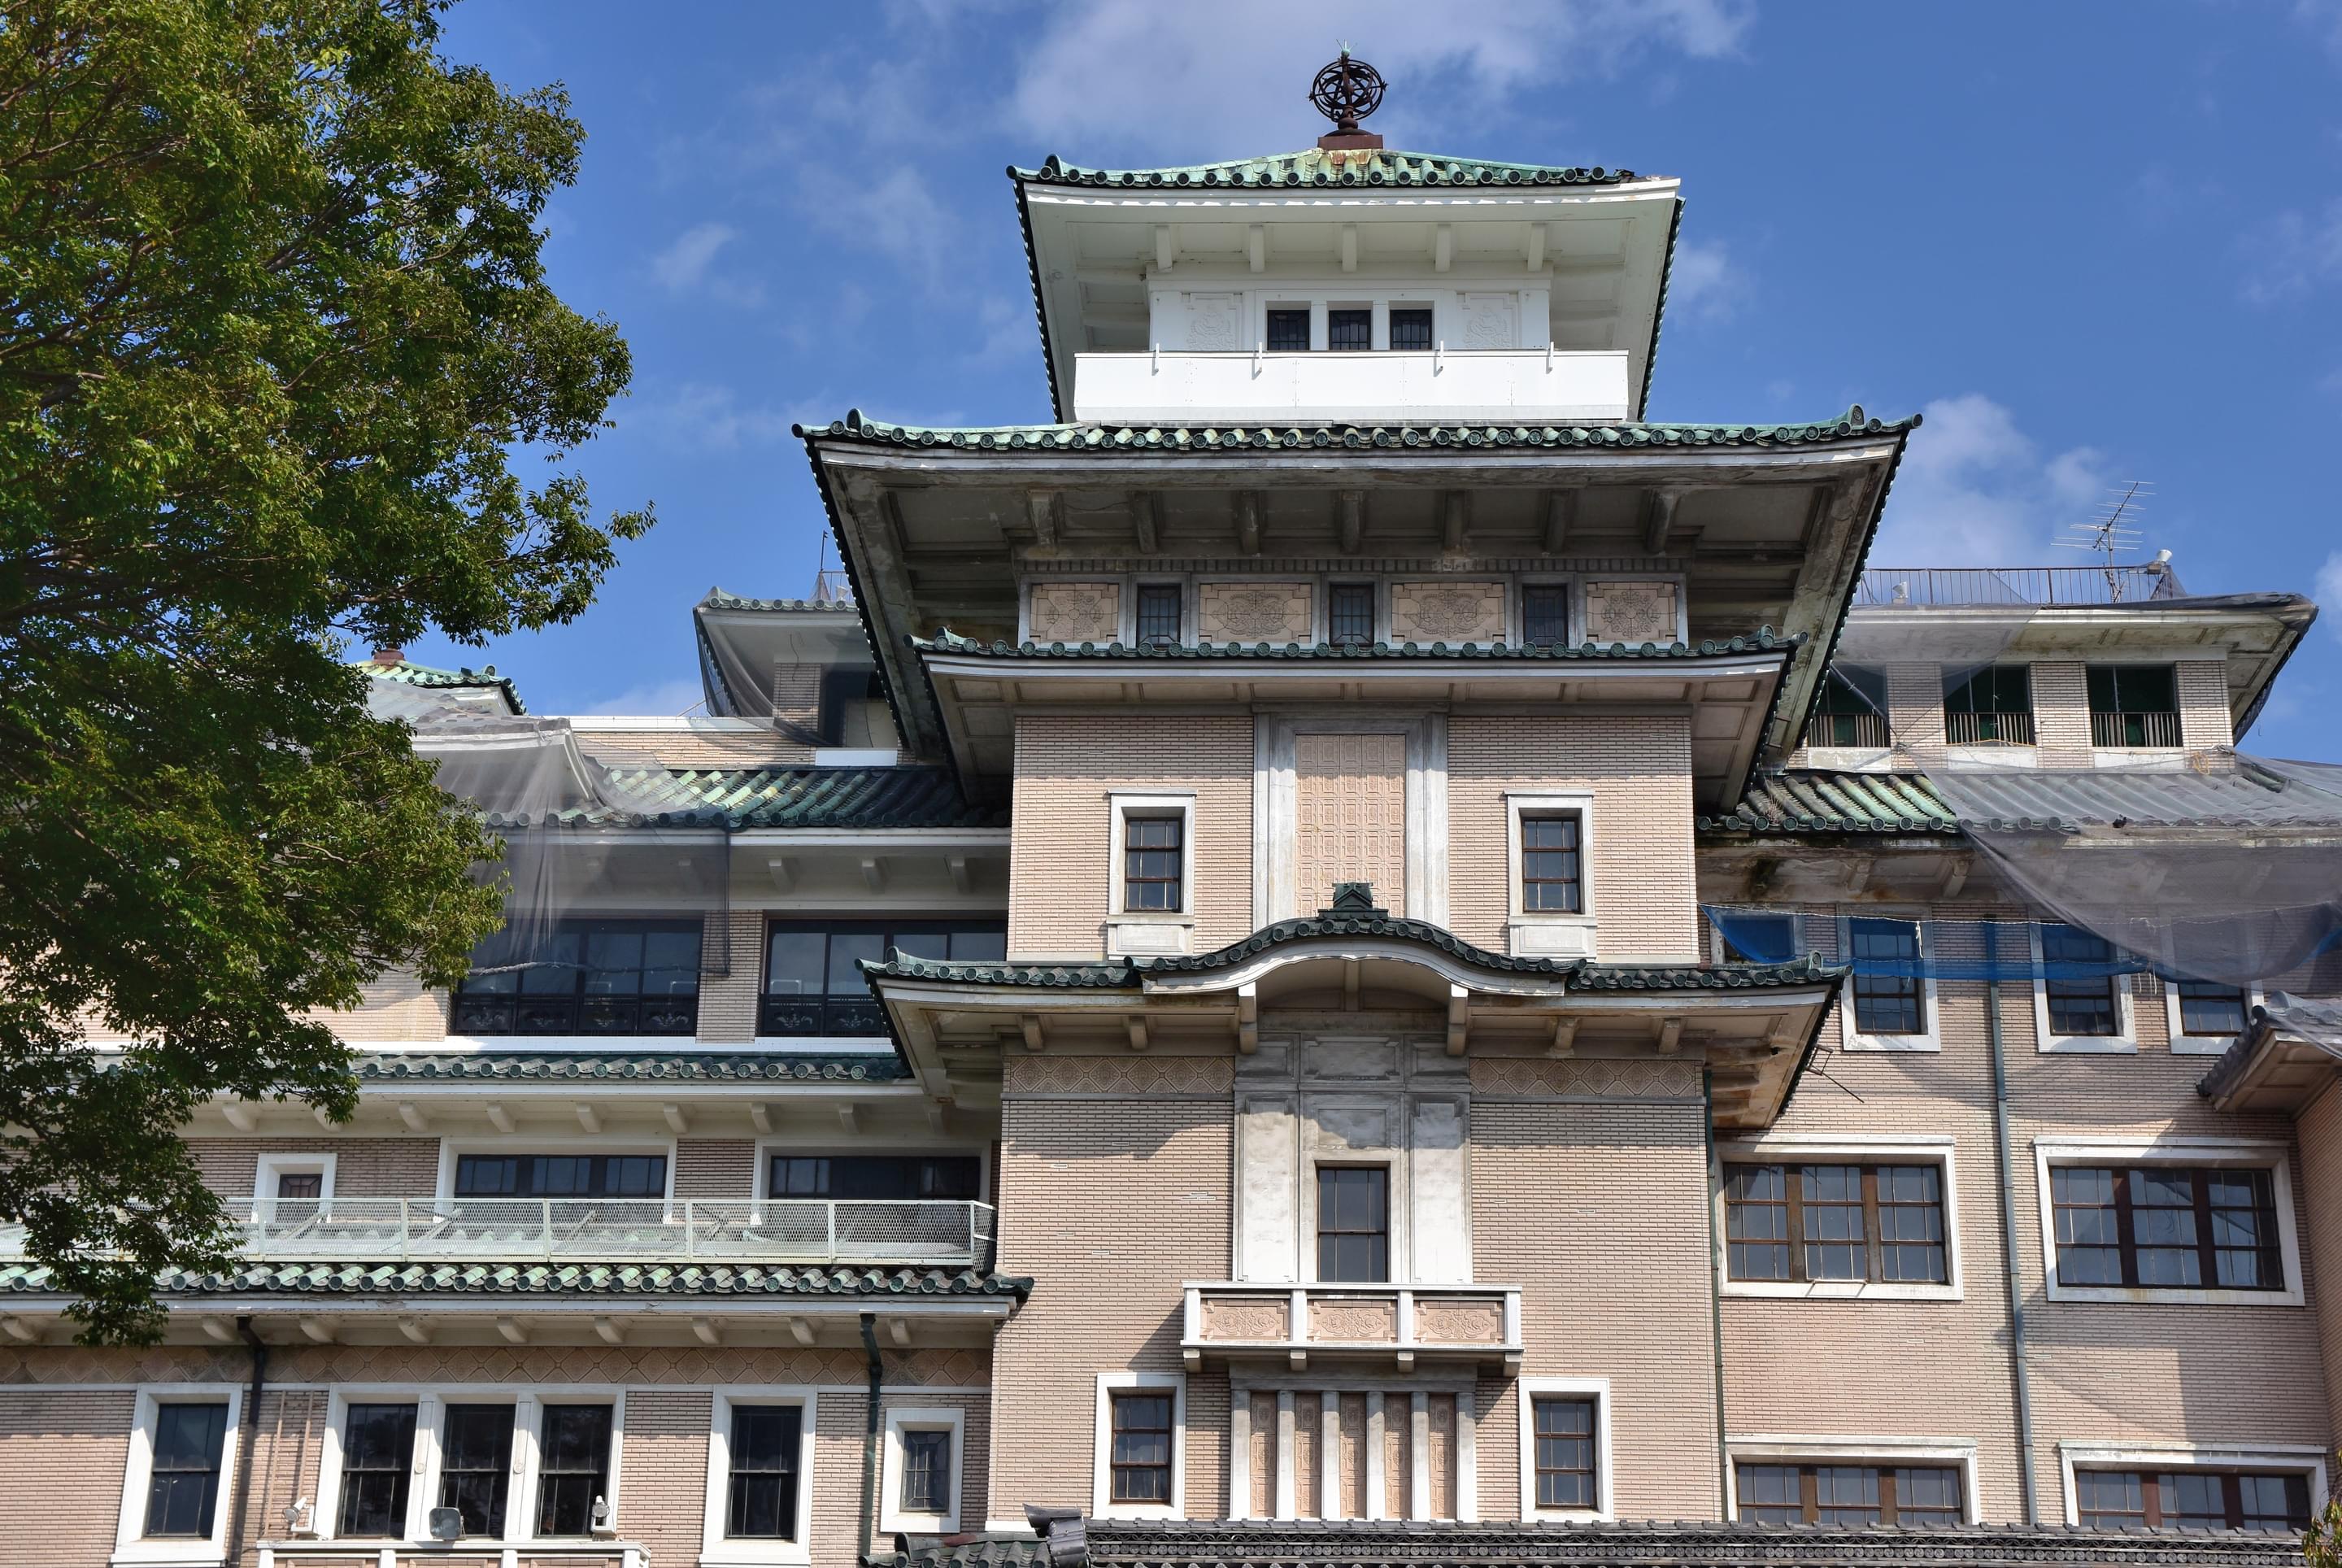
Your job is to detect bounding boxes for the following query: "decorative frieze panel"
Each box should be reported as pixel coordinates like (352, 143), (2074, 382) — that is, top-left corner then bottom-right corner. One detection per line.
(1186, 293), (1241, 351)
(1389, 580), (1504, 644)
(1582, 578), (1680, 645)
(1003, 1053), (1235, 1096)
(1199, 581), (1312, 642)
(1027, 581), (1121, 643)
(1468, 1056), (1703, 1099)
(1309, 1295), (1399, 1343)
(1183, 1283), (1521, 1372)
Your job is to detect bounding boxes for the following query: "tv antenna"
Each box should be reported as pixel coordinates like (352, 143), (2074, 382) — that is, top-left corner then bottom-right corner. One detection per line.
(2053, 480), (2153, 600)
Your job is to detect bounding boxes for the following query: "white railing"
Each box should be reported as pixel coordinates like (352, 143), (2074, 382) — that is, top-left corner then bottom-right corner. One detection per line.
(259, 1544), (642, 1568)
(0, 1199), (995, 1268)
(1073, 348), (1631, 424)
(1181, 1281), (1523, 1373)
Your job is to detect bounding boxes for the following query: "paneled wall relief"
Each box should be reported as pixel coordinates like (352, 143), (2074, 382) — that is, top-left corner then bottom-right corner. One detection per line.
(1388, 580), (1504, 644)
(1027, 581), (1121, 643)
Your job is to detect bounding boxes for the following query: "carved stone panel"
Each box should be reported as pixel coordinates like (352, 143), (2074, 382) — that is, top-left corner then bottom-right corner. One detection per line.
(1413, 1296), (1505, 1344)
(1459, 292), (1518, 350)
(1186, 293), (1241, 351)
(1200, 1294), (1292, 1340)
(1027, 581), (1121, 644)
(1583, 579), (1680, 645)
(1309, 1102), (1395, 1152)
(1198, 581), (1312, 643)
(1309, 1295), (1399, 1344)
(1389, 580), (1504, 644)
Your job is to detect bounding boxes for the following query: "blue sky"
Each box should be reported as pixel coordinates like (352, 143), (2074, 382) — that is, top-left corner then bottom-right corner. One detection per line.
(407, 1), (2342, 757)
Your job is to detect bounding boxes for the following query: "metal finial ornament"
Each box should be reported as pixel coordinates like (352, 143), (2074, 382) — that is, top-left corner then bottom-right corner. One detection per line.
(1309, 49), (1386, 135)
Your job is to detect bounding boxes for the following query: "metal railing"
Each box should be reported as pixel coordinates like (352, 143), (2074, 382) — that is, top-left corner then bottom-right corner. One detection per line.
(812, 568), (855, 605)
(0, 1199), (995, 1268)
(2091, 710), (2183, 749)
(1945, 709), (2037, 747)
(1810, 711), (1891, 750)
(1855, 564), (2186, 608)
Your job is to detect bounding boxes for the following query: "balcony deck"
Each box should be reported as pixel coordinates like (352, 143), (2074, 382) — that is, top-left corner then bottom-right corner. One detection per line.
(1854, 564), (2186, 608)
(1182, 1281), (1522, 1373)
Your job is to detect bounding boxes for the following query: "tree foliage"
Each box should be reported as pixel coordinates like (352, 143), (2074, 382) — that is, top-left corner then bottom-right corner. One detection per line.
(0, 0), (647, 1339)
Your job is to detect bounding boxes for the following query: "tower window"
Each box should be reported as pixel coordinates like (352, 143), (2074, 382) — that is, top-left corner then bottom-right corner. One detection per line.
(1522, 585), (1569, 646)
(1328, 583), (1375, 645)
(1135, 584), (1181, 647)
(1389, 307), (1434, 351)
(1266, 309), (1310, 351)
(1327, 308), (1371, 351)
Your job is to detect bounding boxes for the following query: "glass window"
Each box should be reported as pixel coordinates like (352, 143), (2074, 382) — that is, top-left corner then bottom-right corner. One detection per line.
(1717, 912), (1799, 965)
(453, 919), (700, 1037)
(1942, 665), (2035, 745)
(760, 922), (1006, 1037)
(1520, 813), (1582, 913)
(535, 1405), (612, 1537)
(1848, 917), (1925, 1035)
(2087, 664), (2180, 747)
(2077, 1469), (2310, 1531)
(1108, 1392), (1173, 1504)
(1124, 815), (1183, 912)
(275, 1169), (323, 1200)
(2051, 1165), (2283, 1291)
(1316, 1166), (1388, 1283)
(899, 1427), (952, 1514)
(452, 1154), (666, 1200)
(768, 1154), (982, 1201)
(1326, 308), (1371, 351)
(1530, 1396), (1597, 1509)
(2042, 923), (2121, 1036)
(1722, 1162), (1946, 1284)
(142, 1402), (229, 1539)
(1814, 666), (1888, 747)
(1735, 1461), (1961, 1527)
(1135, 585), (1181, 647)
(438, 1405), (514, 1538)
(1328, 583), (1374, 646)
(2174, 979), (2248, 1037)
(1265, 308), (1310, 351)
(336, 1403), (417, 1537)
(1388, 307), (1434, 351)
(1521, 585), (1569, 646)
(725, 1405), (803, 1540)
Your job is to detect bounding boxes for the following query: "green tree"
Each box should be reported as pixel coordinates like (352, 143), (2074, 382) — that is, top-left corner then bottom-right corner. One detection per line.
(2310, 1461), (2341, 1568)
(0, 0), (648, 1340)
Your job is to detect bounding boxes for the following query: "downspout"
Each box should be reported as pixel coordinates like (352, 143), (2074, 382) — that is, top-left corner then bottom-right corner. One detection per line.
(860, 1312), (883, 1556)
(1984, 922), (2040, 1523)
(227, 1315), (268, 1568)
(1702, 1069), (1731, 1518)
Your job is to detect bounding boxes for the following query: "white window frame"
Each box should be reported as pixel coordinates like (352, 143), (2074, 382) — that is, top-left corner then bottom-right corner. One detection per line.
(1299, 1148), (1404, 1287)
(2161, 978), (2262, 1057)
(1504, 791), (1597, 960)
(1512, 575), (1574, 647)
(1093, 1372), (1185, 1521)
(2057, 1440), (2329, 1527)
(2034, 1138), (2305, 1307)
(1516, 1376), (1614, 1522)
(702, 1388), (818, 1566)
(313, 1386), (621, 1547)
(250, 1152), (337, 1226)
(1838, 915), (1942, 1052)
(434, 1139), (679, 1205)
(879, 1405), (965, 1535)
(1726, 1435), (1983, 1525)
(1714, 1133), (1963, 1302)
(2031, 923), (2137, 1053)
(113, 1385), (243, 1567)
(1106, 791), (1198, 956)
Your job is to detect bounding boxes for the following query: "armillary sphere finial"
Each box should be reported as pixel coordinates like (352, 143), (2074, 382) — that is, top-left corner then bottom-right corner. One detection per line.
(1308, 49), (1386, 137)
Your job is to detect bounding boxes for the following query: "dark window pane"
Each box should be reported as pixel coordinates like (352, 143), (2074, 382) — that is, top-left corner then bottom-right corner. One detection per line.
(2238, 1473), (2312, 1531)
(2052, 1165), (2125, 1285)
(1388, 307), (1434, 351)
(439, 1405), (514, 1537)
(1326, 308), (1371, 351)
(1329, 584), (1374, 645)
(1850, 918), (1925, 1035)
(536, 1405), (612, 1536)
(2175, 979), (2247, 1036)
(1125, 814), (1184, 912)
(1522, 586), (1568, 647)
(2042, 924), (2120, 1036)
(892, 932), (951, 964)
(2129, 1167), (2204, 1287)
(1895, 1466), (1962, 1527)
(825, 934), (885, 995)
(1521, 813), (1582, 913)
(1317, 1167), (1388, 1282)
(764, 930), (825, 996)
(144, 1404), (229, 1539)
(949, 929), (1008, 963)
(1136, 585), (1182, 647)
(2076, 1470), (2147, 1529)
(1723, 1165), (1791, 1281)
(337, 1403), (417, 1537)
(1718, 913), (1798, 965)
(458, 921), (699, 1035)
(726, 1405), (803, 1540)
(1735, 1462), (1801, 1525)
(2157, 1470), (2228, 1530)
(900, 1427), (953, 1514)
(1266, 308), (1310, 351)
(2207, 1168), (2280, 1289)
(1532, 1396), (1596, 1509)
(457, 1155), (664, 1201)
(1812, 1464), (1881, 1526)
(1877, 1164), (1948, 1283)
(275, 1170), (324, 1200)
(763, 924), (1007, 1036)
(1799, 1165), (1866, 1281)
(1109, 1393), (1173, 1504)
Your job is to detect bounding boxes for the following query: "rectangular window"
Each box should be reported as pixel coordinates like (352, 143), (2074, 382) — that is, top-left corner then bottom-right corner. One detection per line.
(1123, 814), (1183, 912)
(1520, 813), (1582, 913)
(453, 918), (701, 1038)
(768, 1154), (982, 1200)
(535, 1405), (613, 1537)
(1388, 307), (1434, 351)
(1316, 1166), (1389, 1283)
(437, 1405), (514, 1538)
(1328, 582), (1375, 645)
(1530, 1396), (1597, 1509)
(1717, 912), (1798, 965)
(1108, 1392), (1173, 1504)
(1326, 308), (1371, 351)
(1814, 666), (1888, 748)
(275, 1169), (324, 1200)
(452, 1153), (667, 1200)
(1942, 664), (2035, 745)
(1735, 1461), (1962, 1527)
(725, 1405), (803, 1540)
(1265, 308), (1310, 351)
(337, 1403), (418, 1537)
(1723, 1162), (1947, 1283)
(1135, 584), (1182, 647)
(2042, 923), (2121, 1037)
(2087, 664), (2181, 748)
(761, 922), (1006, 1037)
(1521, 585), (1569, 646)
(2077, 1469), (2310, 1532)
(899, 1428), (952, 1514)
(2051, 1165), (2284, 1291)
(142, 1403), (229, 1539)
(2175, 979), (2248, 1037)
(1848, 917), (1925, 1035)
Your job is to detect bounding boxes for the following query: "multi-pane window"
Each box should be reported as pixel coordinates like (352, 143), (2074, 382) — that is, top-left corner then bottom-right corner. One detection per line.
(1328, 582), (1375, 645)
(2042, 923), (2122, 1037)
(1123, 815), (1183, 912)
(1108, 1391), (1173, 1504)
(1942, 664), (2035, 746)
(1814, 666), (1888, 748)
(1530, 1396), (1598, 1509)
(1265, 308), (1310, 351)
(142, 1403), (229, 1539)
(2075, 1469), (2310, 1532)
(453, 1153), (666, 1200)
(761, 922), (1007, 1037)
(725, 1405), (803, 1540)
(1327, 308), (1371, 351)
(1316, 1166), (1389, 1283)
(1717, 912), (1798, 965)
(453, 919), (700, 1037)
(1520, 814), (1582, 912)
(438, 1405), (515, 1537)
(2087, 664), (2181, 748)
(1135, 584), (1182, 647)
(2174, 979), (2248, 1037)
(536, 1405), (613, 1537)
(337, 1403), (418, 1536)
(1736, 1462), (1962, 1527)
(1521, 585), (1569, 647)
(1388, 307), (1434, 351)
(1723, 1163), (1948, 1283)
(2050, 1165), (2285, 1291)
(275, 1169), (324, 1200)
(1848, 918), (1925, 1035)
(899, 1427), (953, 1514)
(769, 1154), (982, 1200)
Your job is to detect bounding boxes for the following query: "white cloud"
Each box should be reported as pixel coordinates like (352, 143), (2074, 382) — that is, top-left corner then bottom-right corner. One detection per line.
(802, 167), (955, 288)
(1870, 394), (2118, 568)
(651, 221), (766, 307)
(1666, 240), (1748, 323)
(581, 678), (707, 718)
(2239, 200), (2342, 303)
(2318, 552), (2342, 638)
(622, 381), (821, 453)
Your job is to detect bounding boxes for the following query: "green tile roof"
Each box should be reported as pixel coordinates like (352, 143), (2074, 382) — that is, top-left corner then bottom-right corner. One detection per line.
(1011, 149), (1649, 190)
(355, 1052), (912, 1083)
(1699, 770), (1959, 836)
(358, 657), (525, 713)
(699, 587), (857, 614)
(0, 1261), (1028, 1300)
(916, 629), (1799, 662)
(478, 766), (1005, 833)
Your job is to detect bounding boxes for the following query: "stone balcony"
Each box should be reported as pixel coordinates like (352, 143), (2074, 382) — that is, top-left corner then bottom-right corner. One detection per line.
(1181, 1282), (1522, 1374)
(257, 1543), (642, 1568)
(1071, 348), (1630, 425)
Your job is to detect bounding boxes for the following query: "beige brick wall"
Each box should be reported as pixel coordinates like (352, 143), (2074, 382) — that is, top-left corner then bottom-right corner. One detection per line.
(677, 1138), (758, 1199)
(1008, 716), (1254, 960)
(188, 1136), (440, 1199)
(620, 1387), (710, 1568)
(570, 724), (813, 769)
(324, 967), (450, 1043)
(2177, 658), (2234, 752)
(697, 908), (768, 1043)
(1447, 716), (1697, 961)
(2300, 1078), (2342, 1445)
(1884, 660), (1944, 766)
(773, 664), (824, 734)
(2030, 660), (2093, 766)
(0, 1387), (133, 1567)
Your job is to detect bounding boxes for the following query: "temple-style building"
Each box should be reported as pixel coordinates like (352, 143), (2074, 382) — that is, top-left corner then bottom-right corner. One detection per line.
(3, 54), (2336, 1568)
